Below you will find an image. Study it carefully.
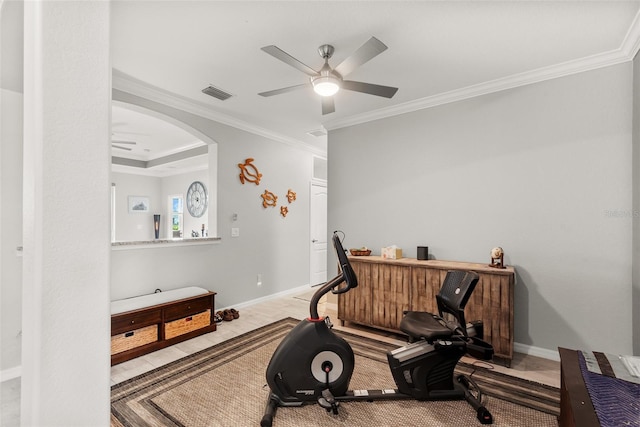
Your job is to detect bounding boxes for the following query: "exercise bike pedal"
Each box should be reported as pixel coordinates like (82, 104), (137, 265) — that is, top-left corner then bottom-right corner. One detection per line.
(317, 397), (340, 414)
(318, 389), (339, 414)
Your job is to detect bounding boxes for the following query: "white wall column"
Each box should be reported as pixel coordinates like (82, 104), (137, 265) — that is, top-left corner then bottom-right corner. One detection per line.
(208, 144), (218, 238)
(22, 1), (111, 425)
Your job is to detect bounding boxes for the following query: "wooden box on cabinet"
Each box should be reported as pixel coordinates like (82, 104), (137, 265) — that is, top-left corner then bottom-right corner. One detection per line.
(338, 257), (515, 365)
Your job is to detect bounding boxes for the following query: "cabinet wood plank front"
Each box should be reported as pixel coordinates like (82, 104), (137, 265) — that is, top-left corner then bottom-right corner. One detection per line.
(338, 260), (371, 325)
(371, 264), (411, 330)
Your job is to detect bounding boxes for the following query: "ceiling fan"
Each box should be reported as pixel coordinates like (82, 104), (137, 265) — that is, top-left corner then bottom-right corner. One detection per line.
(111, 129), (143, 152)
(111, 139), (137, 151)
(258, 36), (398, 115)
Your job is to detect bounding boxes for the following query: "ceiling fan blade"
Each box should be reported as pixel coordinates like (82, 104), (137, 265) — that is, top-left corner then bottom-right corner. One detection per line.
(261, 45), (319, 77)
(258, 83), (309, 97)
(111, 140), (137, 145)
(342, 80), (398, 98)
(112, 130), (148, 136)
(112, 145), (133, 151)
(334, 37), (388, 77)
(321, 97), (335, 115)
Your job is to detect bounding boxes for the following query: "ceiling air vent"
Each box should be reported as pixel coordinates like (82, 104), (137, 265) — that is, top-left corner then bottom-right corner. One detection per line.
(201, 85), (233, 101)
(307, 128), (327, 137)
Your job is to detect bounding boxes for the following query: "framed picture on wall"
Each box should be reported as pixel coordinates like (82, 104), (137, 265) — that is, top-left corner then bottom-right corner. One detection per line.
(128, 196), (150, 213)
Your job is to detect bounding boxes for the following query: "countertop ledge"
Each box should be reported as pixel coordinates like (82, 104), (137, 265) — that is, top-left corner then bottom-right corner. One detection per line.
(112, 237), (221, 250)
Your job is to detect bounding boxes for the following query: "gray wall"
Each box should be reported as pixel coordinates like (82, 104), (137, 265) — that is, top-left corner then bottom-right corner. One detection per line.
(1, 89), (23, 372)
(0, 0), (22, 93)
(112, 169), (209, 242)
(0, 0), (24, 375)
(633, 51), (640, 355)
(110, 91), (316, 307)
(112, 172), (164, 241)
(328, 63), (634, 356)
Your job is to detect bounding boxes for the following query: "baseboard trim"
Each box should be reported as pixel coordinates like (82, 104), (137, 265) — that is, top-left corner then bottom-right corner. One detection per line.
(514, 342), (560, 362)
(0, 366), (21, 382)
(218, 284), (311, 311)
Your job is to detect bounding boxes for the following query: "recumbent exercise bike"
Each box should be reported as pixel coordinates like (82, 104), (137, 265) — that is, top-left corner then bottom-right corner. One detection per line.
(261, 231), (495, 426)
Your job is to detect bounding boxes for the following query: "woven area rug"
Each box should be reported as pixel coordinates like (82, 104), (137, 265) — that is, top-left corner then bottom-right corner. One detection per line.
(111, 318), (559, 427)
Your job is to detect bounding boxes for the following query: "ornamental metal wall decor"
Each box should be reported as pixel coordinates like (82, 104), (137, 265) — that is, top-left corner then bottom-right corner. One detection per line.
(261, 190), (277, 208)
(238, 158), (262, 185)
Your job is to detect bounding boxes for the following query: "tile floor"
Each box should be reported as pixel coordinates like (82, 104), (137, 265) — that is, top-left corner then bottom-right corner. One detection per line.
(1, 287), (560, 426)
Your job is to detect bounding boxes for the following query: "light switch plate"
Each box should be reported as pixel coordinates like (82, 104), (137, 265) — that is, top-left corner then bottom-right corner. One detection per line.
(231, 228), (240, 237)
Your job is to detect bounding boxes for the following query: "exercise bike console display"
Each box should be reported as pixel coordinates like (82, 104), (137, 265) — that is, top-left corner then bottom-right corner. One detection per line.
(261, 231), (494, 426)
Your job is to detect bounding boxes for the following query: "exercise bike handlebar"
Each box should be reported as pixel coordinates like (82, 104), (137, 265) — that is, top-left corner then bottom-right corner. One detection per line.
(309, 232), (358, 320)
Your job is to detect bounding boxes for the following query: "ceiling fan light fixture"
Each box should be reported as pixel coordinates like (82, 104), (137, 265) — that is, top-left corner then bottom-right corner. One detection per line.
(312, 76), (340, 97)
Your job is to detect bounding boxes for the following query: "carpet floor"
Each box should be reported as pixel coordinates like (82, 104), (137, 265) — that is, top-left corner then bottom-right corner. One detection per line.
(111, 318), (559, 426)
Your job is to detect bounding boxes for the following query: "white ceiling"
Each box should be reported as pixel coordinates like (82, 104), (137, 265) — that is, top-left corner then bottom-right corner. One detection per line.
(111, 104), (209, 176)
(110, 1), (640, 161)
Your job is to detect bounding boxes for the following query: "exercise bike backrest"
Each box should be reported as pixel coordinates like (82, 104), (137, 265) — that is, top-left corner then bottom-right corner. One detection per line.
(309, 232), (358, 319)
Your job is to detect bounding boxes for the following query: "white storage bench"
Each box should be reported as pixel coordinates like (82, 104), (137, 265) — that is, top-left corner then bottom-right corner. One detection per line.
(110, 286), (216, 365)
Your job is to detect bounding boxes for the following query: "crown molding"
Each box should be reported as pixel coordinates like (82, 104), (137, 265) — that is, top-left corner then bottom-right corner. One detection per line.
(621, 6), (640, 59)
(324, 47), (633, 132)
(111, 69), (326, 156)
(112, 163), (208, 178)
(326, 9), (640, 132)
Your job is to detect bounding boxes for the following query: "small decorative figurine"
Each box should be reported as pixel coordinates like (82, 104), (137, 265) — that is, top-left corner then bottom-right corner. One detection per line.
(261, 190), (278, 208)
(238, 158), (262, 185)
(280, 206), (289, 217)
(286, 189), (297, 203)
(489, 247), (505, 268)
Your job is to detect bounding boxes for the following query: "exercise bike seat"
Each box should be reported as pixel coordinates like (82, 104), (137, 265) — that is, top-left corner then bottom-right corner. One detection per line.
(400, 270), (478, 343)
(399, 311), (460, 342)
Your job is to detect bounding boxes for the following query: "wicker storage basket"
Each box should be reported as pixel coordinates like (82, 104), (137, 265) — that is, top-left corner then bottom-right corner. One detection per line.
(111, 324), (158, 355)
(164, 309), (211, 340)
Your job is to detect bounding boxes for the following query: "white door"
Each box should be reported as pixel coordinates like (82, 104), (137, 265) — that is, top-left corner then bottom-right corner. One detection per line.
(310, 182), (328, 286)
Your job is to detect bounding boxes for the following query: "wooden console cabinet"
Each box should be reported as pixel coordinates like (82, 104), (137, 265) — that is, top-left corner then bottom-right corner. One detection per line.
(338, 257), (515, 365)
(111, 291), (217, 365)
